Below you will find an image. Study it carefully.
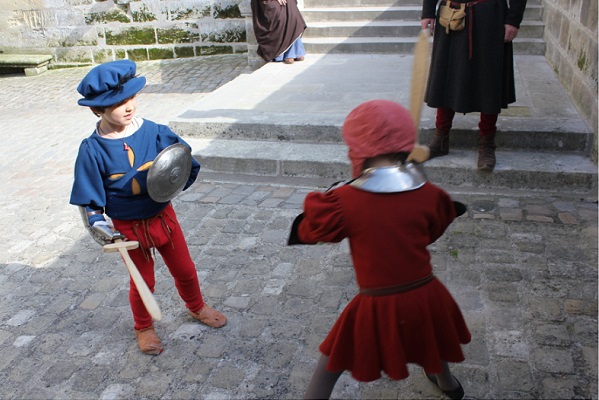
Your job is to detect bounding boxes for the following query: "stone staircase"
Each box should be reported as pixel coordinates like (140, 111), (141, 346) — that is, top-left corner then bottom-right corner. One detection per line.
(301, 0), (546, 55)
(170, 0), (597, 194)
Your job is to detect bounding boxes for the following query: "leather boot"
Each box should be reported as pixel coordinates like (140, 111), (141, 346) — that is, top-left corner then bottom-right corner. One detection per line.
(429, 130), (450, 159)
(477, 133), (496, 171)
(134, 326), (164, 355)
(189, 304), (228, 328)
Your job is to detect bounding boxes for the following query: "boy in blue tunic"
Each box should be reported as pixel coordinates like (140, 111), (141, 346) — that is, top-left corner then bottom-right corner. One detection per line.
(70, 60), (227, 355)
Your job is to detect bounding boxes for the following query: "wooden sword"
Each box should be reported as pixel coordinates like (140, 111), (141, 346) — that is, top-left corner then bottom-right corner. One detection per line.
(103, 239), (163, 321)
(407, 29), (432, 163)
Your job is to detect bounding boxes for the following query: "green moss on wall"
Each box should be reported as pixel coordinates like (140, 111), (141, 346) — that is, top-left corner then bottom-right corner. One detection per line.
(93, 49), (114, 63)
(197, 45), (233, 55)
(214, 4), (242, 19)
(127, 48), (149, 61)
(201, 6), (212, 17)
(578, 52), (587, 72)
(106, 28), (156, 45)
(170, 8), (194, 20)
(55, 50), (93, 64)
(149, 48), (175, 60)
(157, 27), (200, 44)
(115, 50), (127, 60)
(85, 8), (130, 24)
(175, 46), (195, 58)
(203, 28), (246, 43)
(132, 5), (157, 22)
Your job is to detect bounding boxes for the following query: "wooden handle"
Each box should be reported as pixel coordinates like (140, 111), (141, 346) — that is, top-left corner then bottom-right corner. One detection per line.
(105, 240), (162, 321)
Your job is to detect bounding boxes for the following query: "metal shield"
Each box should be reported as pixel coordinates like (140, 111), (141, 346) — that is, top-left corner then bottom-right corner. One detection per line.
(147, 143), (193, 202)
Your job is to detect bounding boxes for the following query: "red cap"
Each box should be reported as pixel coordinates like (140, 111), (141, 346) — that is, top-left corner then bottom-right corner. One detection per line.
(342, 100), (415, 178)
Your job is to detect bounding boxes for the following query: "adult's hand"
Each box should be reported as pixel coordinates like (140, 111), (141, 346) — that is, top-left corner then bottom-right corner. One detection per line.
(422, 18), (435, 35)
(277, 0), (287, 5)
(504, 24), (519, 42)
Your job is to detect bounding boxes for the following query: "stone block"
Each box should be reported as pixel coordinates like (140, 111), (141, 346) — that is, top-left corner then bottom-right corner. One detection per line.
(149, 47), (174, 60)
(201, 20), (246, 43)
(126, 47), (149, 61)
(0, 53), (54, 75)
(558, 54), (575, 92)
(496, 360), (534, 391)
(157, 26), (200, 44)
(85, 7), (130, 24)
(533, 347), (574, 373)
(534, 323), (572, 346)
(581, 0), (597, 31)
(564, 298), (598, 316)
(46, 26), (99, 47)
(92, 48), (114, 63)
(214, 3), (242, 19)
(130, 2), (158, 22)
(541, 377), (576, 399)
(162, 1), (211, 21)
(105, 27), (156, 45)
(55, 8), (85, 26)
(211, 365), (246, 389)
(493, 330), (530, 358)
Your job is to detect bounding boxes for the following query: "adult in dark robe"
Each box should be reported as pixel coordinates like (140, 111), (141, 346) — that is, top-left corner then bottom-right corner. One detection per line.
(421, 0), (527, 171)
(251, 0), (307, 63)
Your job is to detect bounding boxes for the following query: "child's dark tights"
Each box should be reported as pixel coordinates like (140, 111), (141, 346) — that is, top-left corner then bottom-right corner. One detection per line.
(304, 355), (343, 399)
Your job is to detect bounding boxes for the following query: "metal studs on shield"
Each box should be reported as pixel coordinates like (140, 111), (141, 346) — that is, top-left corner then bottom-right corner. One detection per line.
(147, 143), (193, 203)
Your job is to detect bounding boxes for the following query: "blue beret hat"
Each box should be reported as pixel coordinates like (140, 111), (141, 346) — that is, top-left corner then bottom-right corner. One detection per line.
(77, 60), (146, 107)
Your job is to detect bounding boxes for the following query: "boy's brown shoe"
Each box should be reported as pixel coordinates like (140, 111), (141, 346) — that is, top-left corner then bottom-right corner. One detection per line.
(189, 304), (228, 328)
(134, 326), (164, 355)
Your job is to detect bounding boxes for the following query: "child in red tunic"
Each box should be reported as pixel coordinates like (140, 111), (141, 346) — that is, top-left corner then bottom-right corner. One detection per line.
(288, 100), (471, 399)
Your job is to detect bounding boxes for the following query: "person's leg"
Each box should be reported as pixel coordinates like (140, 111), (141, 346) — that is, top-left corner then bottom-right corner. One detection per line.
(477, 112), (498, 170)
(304, 355), (343, 399)
(425, 361), (464, 400)
(429, 107), (455, 158)
(157, 207), (227, 328)
(433, 361), (460, 390)
(125, 247), (164, 355)
(113, 218), (164, 355)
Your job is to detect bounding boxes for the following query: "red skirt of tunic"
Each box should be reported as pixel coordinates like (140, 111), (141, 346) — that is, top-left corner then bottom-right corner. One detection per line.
(319, 277), (471, 382)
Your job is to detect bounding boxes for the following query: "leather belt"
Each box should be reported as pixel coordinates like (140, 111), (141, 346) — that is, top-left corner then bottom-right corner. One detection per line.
(359, 274), (435, 296)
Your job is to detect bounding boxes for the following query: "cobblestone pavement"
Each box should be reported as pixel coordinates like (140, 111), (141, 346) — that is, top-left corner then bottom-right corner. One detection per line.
(0, 55), (597, 399)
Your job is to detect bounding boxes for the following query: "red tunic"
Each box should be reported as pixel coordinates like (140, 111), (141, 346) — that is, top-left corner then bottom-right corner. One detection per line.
(297, 182), (471, 382)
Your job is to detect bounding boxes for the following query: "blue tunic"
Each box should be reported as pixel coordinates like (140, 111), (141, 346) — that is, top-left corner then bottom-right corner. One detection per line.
(70, 118), (200, 220)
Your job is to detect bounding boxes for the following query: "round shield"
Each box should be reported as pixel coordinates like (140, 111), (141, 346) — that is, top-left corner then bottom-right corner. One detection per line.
(147, 144), (193, 202)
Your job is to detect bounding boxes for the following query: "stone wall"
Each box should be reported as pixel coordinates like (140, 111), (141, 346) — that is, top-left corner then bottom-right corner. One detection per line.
(542, 0), (598, 161)
(0, 0), (247, 66)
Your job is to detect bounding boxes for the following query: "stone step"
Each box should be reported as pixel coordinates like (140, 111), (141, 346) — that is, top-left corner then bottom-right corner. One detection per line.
(303, 20), (545, 39)
(184, 138), (597, 193)
(302, 5), (543, 22)
(302, 36), (546, 55)
(304, 0), (422, 7)
(170, 53), (595, 194)
(171, 118), (592, 153)
(303, 0), (542, 8)
(301, 4), (546, 55)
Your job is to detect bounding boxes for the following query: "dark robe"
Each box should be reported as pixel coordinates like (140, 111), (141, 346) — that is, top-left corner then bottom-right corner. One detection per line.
(251, 0), (307, 62)
(422, 0), (527, 114)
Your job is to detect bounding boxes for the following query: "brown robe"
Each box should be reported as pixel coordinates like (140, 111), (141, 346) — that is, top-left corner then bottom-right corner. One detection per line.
(251, 0), (307, 62)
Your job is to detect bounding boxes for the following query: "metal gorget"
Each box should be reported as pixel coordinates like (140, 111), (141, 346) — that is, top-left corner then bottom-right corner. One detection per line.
(349, 163), (427, 193)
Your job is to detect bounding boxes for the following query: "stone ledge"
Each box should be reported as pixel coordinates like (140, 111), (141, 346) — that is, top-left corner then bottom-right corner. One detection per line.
(0, 54), (54, 76)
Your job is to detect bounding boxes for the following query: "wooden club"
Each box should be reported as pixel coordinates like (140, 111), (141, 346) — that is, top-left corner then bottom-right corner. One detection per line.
(103, 239), (163, 321)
